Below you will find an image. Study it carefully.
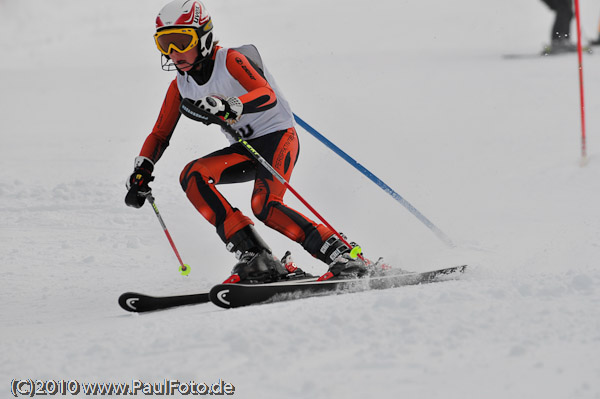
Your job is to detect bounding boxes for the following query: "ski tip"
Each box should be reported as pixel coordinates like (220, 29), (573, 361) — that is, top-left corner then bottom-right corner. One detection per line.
(449, 264), (468, 277)
(209, 285), (234, 309)
(118, 292), (145, 313)
(449, 265), (468, 275)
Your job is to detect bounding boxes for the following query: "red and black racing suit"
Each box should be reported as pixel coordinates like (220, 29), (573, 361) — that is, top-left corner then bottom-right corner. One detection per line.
(137, 46), (333, 256)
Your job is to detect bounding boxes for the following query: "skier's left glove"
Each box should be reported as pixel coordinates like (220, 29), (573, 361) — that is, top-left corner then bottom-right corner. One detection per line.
(194, 95), (243, 124)
(125, 156), (155, 208)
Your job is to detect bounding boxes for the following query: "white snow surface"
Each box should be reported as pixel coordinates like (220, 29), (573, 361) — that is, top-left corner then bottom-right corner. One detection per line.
(2, 0), (600, 398)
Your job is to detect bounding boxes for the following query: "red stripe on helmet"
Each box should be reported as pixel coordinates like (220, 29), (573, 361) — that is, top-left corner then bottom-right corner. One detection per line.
(174, 6), (194, 25)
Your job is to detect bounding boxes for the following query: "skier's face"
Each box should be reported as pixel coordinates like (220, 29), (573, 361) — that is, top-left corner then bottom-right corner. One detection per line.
(169, 45), (199, 72)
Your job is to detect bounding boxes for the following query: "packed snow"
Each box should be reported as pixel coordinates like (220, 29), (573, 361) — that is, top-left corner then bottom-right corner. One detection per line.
(1, 0), (599, 398)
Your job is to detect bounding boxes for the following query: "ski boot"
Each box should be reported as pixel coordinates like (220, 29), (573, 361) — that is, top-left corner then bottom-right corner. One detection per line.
(305, 232), (368, 281)
(542, 39), (577, 55)
(279, 251), (313, 280)
(222, 225), (290, 284)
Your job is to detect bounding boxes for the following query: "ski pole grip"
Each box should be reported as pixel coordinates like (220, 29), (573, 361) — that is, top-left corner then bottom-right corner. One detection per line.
(180, 98), (243, 140)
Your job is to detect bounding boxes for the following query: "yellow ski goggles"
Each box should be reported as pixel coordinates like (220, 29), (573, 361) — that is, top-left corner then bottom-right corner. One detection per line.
(154, 28), (199, 55)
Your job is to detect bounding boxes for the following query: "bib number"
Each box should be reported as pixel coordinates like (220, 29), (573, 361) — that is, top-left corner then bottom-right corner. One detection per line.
(238, 125), (255, 138)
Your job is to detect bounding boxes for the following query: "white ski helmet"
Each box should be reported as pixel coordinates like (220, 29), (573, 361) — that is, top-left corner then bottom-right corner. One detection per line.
(155, 0), (214, 60)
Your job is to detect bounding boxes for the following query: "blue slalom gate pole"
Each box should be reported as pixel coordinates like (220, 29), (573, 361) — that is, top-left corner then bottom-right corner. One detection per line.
(293, 113), (455, 248)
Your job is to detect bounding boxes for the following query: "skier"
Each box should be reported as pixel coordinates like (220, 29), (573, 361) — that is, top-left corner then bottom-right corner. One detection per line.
(125, 0), (366, 283)
(540, 0), (577, 54)
(592, 10), (600, 45)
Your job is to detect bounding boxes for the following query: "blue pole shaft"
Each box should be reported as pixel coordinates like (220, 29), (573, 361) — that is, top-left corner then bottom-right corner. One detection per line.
(293, 113), (454, 248)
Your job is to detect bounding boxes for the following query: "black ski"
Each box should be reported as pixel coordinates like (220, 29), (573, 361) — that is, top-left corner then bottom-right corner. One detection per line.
(118, 292), (210, 313)
(209, 265), (467, 309)
(118, 266), (467, 312)
(503, 46), (593, 59)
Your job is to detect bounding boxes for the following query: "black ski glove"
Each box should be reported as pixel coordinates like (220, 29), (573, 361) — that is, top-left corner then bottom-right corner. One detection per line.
(125, 157), (155, 208)
(193, 95), (243, 124)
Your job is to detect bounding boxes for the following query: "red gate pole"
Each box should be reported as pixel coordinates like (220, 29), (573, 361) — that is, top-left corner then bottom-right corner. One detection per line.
(573, 0), (587, 164)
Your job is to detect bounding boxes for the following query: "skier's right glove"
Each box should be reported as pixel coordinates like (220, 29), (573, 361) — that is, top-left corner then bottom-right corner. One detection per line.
(125, 156), (155, 208)
(193, 95), (243, 125)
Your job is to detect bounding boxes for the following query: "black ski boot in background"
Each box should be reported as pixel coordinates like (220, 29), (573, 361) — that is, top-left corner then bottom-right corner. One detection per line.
(542, 38), (577, 55)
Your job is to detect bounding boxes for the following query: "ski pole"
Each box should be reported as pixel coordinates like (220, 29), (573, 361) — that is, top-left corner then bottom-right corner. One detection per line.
(144, 192), (191, 276)
(292, 113), (454, 247)
(179, 99), (364, 262)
